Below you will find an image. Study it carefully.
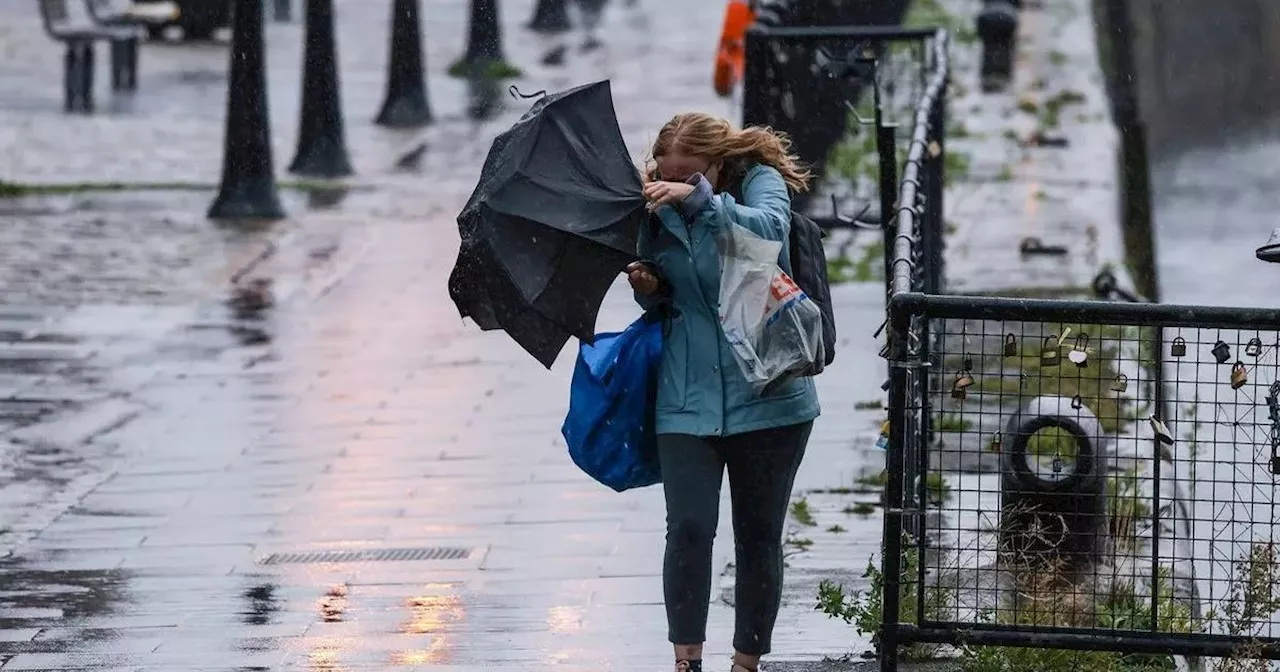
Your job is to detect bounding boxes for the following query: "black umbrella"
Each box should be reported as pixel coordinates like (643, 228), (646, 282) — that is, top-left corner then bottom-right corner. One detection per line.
(448, 79), (648, 368)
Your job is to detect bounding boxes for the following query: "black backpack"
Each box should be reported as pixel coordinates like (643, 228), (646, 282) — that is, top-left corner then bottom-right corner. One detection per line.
(783, 210), (837, 375)
(725, 178), (837, 376)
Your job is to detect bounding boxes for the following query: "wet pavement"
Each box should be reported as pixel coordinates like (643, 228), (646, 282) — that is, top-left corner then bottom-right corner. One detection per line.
(0, 206), (890, 670)
(942, 0), (1128, 296)
(1152, 125), (1280, 308)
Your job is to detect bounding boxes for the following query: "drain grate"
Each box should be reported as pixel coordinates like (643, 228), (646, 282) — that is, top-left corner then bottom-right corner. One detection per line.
(259, 547), (473, 565)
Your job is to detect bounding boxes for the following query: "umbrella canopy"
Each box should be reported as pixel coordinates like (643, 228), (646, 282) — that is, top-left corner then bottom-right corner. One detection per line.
(448, 80), (648, 368)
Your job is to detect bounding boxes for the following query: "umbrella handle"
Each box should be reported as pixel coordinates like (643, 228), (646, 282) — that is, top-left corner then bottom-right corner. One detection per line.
(509, 85), (548, 100)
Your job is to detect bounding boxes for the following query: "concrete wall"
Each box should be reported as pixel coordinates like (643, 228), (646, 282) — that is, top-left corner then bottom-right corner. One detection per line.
(1125, 0), (1280, 153)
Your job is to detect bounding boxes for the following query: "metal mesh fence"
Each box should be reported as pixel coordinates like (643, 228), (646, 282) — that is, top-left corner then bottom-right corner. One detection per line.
(884, 294), (1280, 664)
(920, 319), (1280, 636)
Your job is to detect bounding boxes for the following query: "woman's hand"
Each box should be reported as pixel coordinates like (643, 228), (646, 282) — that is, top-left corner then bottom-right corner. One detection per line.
(643, 180), (695, 212)
(626, 261), (660, 296)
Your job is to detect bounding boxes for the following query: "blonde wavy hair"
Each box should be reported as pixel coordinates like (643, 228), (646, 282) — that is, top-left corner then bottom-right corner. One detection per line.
(646, 112), (812, 193)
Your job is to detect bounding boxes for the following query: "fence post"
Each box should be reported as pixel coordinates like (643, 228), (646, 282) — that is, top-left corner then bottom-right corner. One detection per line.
(741, 27), (767, 127)
(289, 0), (354, 178)
(875, 97), (899, 302)
(879, 308), (912, 672)
(209, 0), (284, 220)
(375, 0), (433, 127)
(527, 0), (570, 32)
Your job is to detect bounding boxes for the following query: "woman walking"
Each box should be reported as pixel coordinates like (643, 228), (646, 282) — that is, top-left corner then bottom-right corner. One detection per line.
(627, 112), (821, 672)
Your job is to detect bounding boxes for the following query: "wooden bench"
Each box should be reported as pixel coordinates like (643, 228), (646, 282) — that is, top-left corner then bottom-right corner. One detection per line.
(38, 0), (144, 112)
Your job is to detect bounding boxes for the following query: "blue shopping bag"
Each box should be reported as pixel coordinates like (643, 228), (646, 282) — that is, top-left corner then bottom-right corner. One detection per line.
(561, 313), (663, 492)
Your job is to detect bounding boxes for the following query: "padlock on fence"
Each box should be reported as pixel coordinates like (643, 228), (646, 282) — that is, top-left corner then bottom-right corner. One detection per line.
(1231, 362), (1248, 390)
(952, 370), (975, 400)
(1040, 336), (1060, 366)
(1110, 373), (1128, 393)
(1069, 333), (1089, 368)
(1212, 340), (1232, 365)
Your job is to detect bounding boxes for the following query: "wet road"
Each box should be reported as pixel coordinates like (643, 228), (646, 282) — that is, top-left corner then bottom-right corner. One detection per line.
(0, 0), (894, 668)
(1152, 127), (1280, 308)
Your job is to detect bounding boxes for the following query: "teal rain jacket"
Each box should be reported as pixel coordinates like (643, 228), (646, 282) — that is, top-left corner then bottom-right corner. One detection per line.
(636, 164), (821, 438)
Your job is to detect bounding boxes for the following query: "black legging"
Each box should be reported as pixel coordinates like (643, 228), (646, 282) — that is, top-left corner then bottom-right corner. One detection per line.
(657, 421), (812, 656)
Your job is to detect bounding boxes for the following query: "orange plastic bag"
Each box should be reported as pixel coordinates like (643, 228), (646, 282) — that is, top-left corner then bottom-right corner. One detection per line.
(714, 0), (755, 98)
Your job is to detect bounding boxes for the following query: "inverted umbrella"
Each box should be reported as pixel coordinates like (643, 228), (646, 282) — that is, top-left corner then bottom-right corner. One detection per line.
(448, 80), (649, 368)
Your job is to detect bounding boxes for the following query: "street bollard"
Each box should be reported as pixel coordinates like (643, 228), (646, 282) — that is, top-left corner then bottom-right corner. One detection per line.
(288, 0), (354, 178)
(999, 395), (1108, 573)
(375, 0), (433, 127)
(450, 0), (519, 78)
(976, 0), (1018, 92)
(527, 0), (570, 33)
(208, 0), (285, 220)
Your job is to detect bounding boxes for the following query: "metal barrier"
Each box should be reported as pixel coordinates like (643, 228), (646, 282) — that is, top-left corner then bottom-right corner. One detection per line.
(884, 293), (1280, 668)
(880, 36), (1280, 672)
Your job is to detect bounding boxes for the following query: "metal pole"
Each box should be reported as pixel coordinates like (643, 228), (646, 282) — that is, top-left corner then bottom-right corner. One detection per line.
(1100, 8), (1165, 612)
(375, 0), (433, 127)
(209, 0), (285, 220)
(741, 27), (767, 127)
(289, 0), (354, 178)
(879, 310), (911, 672)
(874, 75), (899, 302)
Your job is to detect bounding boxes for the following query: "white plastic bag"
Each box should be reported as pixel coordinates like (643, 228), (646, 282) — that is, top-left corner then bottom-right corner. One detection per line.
(717, 223), (825, 394)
